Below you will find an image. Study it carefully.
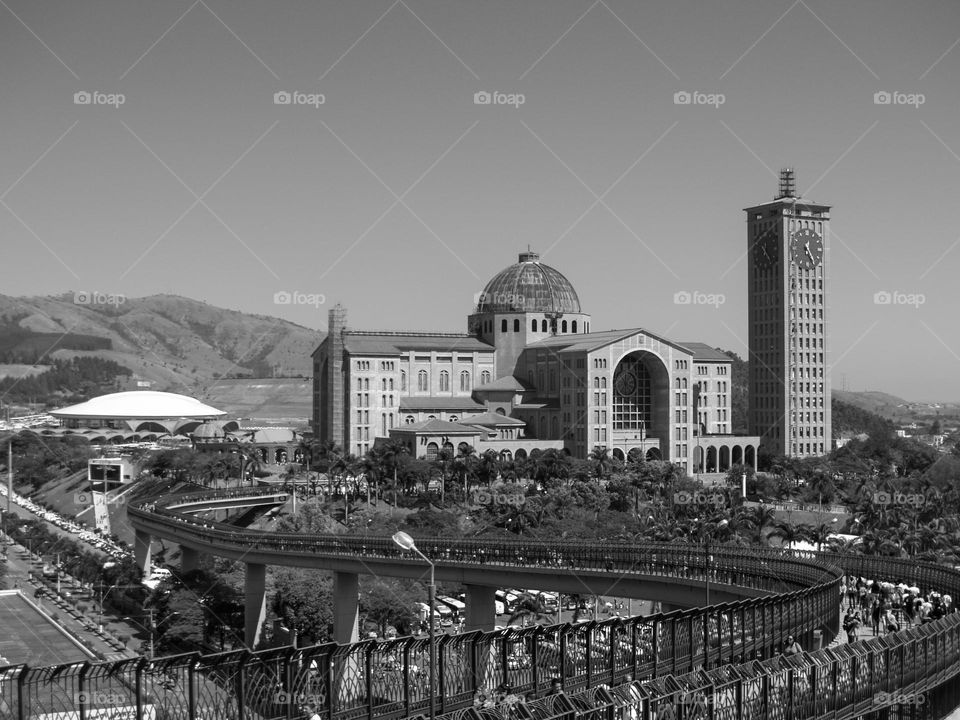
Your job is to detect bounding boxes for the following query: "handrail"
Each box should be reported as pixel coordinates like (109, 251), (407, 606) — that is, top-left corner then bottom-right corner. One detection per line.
(2, 489), (956, 719)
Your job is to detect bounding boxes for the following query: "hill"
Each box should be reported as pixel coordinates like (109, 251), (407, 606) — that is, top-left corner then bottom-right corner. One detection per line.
(200, 377), (313, 426)
(831, 390), (912, 422)
(0, 294), (322, 400)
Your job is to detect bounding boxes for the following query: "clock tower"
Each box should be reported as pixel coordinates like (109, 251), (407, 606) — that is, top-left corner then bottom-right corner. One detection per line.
(746, 169), (831, 459)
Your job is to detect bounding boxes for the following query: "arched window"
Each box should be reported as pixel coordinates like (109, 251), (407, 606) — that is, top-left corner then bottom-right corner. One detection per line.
(541, 319), (547, 332)
(460, 371), (471, 391)
(601, 377), (607, 388)
(481, 370), (491, 385)
(532, 319), (537, 332)
(382, 379), (387, 391)
(382, 414), (387, 435)
(418, 370), (428, 391)
(562, 320), (568, 333)
(496, 406), (506, 415)
(501, 319), (508, 332)
(513, 319), (520, 332)
(405, 415), (415, 424)
(439, 371), (450, 391)
(572, 320), (578, 333)
(400, 370), (407, 391)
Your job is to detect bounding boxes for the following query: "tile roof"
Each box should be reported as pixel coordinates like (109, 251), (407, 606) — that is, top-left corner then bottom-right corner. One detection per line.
(524, 328), (692, 355)
(391, 419), (482, 434)
(474, 375), (533, 392)
(461, 411), (526, 427)
(677, 343), (733, 362)
(342, 332), (493, 355)
(399, 397), (486, 411)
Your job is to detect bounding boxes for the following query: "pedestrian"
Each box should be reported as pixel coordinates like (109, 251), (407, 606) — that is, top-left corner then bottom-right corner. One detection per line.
(782, 635), (802, 657)
(883, 608), (899, 634)
(842, 609), (860, 643)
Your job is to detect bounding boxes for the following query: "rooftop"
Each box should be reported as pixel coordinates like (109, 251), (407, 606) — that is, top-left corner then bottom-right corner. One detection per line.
(399, 397), (486, 412)
(51, 391), (226, 420)
(342, 332), (493, 356)
(677, 343), (733, 362)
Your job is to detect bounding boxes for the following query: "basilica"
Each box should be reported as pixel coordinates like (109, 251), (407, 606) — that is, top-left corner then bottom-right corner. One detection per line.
(312, 251), (760, 475)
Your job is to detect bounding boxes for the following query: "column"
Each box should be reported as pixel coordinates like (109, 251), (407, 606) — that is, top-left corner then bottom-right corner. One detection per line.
(245, 563), (267, 649)
(181, 546), (201, 573)
(134, 529), (152, 577)
(333, 572), (360, 643)
(464, 585), (497, 632)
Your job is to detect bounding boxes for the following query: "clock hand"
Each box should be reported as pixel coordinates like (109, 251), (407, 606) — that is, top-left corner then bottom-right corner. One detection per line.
(805, 246), (815, 262)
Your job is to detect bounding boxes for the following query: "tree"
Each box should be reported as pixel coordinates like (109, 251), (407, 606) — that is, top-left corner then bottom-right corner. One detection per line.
(589, 446), (613, 480)
(359, 578), (419, 636)
(272, 568), (334, 646)
(507, 593), (551, 627)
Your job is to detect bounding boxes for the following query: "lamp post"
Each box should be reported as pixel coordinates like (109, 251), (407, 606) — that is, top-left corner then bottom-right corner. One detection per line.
(703, 519), (728, 607)
(703, 518), (727, 671)
(392, 531), (435, 720)
(123, 610), (180, 658)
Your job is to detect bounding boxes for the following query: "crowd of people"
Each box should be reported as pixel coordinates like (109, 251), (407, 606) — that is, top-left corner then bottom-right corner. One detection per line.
(840, 576), (954, 643)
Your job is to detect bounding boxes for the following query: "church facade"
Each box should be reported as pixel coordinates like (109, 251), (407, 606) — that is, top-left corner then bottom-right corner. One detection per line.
(312, 251), (760, 475)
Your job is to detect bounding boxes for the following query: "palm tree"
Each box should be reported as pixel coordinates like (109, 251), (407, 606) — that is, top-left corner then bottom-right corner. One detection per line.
(589, 446), (612, 480)
(477, 450), (501, 489)
(740, 504), (778, 545)
(507, 593), (551, 627)
(767, 519), (809, 548)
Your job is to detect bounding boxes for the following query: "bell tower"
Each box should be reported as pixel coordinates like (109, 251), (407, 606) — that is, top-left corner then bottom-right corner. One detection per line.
(745, 169), (831, 458)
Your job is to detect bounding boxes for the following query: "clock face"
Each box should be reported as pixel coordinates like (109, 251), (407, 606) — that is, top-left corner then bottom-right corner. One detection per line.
(614, 368), (637, 396)
(752, 228), (778, 271)
(790, 228), (824, 270)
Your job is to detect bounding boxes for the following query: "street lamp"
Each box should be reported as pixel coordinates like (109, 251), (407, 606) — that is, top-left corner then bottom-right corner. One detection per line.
(392, 531), (435, 720)
(123, 610), (180, 658)
(703, 519), (728, 607)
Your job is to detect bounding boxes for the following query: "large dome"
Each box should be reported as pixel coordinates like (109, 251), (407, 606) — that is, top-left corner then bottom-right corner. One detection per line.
(476, 251), (581, 314)
(51, 391), (226, 420)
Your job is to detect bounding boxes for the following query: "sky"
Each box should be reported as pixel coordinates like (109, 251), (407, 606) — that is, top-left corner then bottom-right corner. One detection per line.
(1, 0), (959, 401)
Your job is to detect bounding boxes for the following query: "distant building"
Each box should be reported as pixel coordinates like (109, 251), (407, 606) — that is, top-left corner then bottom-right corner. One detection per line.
(313, 251), (760, 472)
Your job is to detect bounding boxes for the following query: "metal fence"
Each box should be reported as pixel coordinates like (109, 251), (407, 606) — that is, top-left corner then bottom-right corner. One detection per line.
(2, 492), (959, 719)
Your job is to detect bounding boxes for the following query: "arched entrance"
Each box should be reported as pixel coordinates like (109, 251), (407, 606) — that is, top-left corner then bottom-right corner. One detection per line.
(732, 445), (743, 466)
(515, 449), (527, 461)
(706, 446), (718, 473)
(719, 446), (730, 472)
(612, 448), (625, 462)
(645, 448), (662, 461)
(612, 350), (670, 461)
(426, 442), (439, 460)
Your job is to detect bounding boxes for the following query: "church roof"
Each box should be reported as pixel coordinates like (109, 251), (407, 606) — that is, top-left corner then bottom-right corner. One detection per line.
(474, 375), (533, 392)
(461, 411), (526, 427)
(391, 419), (482, 435)
(676, 343), (732, 362)
(476, 251), (582, 314)
(399, 397), (486, 412)
(342, 332), (493, 356)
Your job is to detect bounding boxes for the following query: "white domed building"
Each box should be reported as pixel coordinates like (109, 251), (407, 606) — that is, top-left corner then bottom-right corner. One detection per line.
(313, 251), (760, 473)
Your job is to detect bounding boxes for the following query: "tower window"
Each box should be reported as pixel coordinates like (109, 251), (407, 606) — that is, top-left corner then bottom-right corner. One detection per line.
(572, 320), (577, 333)
(460, 371), (471, 391)
(440, 371), (450, 392)
(514, 319), (520, 332)
(562, 320), (568, 333)
(541, 320), (547, 332)
(501, 319), (508, 332)
(532, 319), (538, 332)
(418, 370), (428, 391)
